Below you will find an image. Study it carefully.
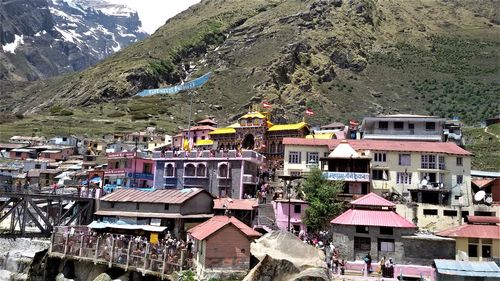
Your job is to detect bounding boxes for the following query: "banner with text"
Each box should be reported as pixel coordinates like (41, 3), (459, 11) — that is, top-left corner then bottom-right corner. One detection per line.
(323, 172), (370, 182)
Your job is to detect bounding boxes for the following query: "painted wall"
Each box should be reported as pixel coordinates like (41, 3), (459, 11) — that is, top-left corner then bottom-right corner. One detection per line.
(284, 144), (329, 176)
(454, 237), (500, 262)
(272, 201), (309, 232)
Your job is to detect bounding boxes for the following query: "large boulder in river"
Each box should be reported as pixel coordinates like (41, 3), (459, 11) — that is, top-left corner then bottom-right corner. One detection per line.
(243, 231), (329, 281)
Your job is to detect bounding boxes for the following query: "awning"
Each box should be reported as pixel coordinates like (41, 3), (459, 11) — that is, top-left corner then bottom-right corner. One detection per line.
(434, 259), (500, 278)
(87, 221), (167, 232)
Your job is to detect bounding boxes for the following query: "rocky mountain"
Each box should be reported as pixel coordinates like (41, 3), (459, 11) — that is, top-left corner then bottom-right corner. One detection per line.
(3, 0), (500, 125)
(0, 0), (147, 81)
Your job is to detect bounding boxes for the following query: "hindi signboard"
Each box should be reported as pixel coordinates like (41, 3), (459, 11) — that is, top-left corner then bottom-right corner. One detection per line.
(136, 72), (212, 97)
(323, 172), (370, 182)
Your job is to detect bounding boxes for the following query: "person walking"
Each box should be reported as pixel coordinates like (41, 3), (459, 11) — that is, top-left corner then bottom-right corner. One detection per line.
(364, 253), (372, 275)
(378, 256), (386, 276)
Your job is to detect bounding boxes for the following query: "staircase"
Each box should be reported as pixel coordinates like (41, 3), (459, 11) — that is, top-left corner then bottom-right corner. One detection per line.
(254, 203), (278, 232)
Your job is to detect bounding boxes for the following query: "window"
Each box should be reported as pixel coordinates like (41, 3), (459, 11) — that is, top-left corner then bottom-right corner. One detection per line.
(164, 163), (175, 178)
(482, 245), (491, 258)
(421, 154), (436, 169)
(184, 164), (196, 177)
(374, 153), (386, 162)
(354, 237), (371, 251)
(468, 244), (478, 257)
(380, 227), (393, 235)
(110, 202), (115, 208)
(136, 202), (140, 210)
(324, 152), (329, 157)
(396, 172), (412, 184)
(294, 204), (302, 213)
(372, 170), (388, 181)
(426, 122), (436, 131)
(307, 152), (319, 164)
(399, 154), (411, 166)
(196, 164), (207, 177)
(356, 225), (369, 233)
(443, 210), (457, 217)
(289, 152), (301, 164)
(456, 157), (463, 166)
(378, 121), (388, 130)
(270, 142), (276, 153)
(457, 175), (463, 185)
(35, 164), (41, 169)
(378, 239), (395, 252)
(423, 209), (438, 216)
(439, 156), (446, 170)
(394, 122), (404, 130)
(218, 163), (229, 178)
(164, 204), (169, 210)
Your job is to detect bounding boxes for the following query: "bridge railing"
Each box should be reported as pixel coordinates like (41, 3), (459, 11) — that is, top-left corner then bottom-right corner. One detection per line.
(50, 226), (187, 276)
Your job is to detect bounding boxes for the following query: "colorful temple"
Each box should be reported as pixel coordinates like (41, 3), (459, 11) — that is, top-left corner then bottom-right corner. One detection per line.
(208, 106), (310, 163)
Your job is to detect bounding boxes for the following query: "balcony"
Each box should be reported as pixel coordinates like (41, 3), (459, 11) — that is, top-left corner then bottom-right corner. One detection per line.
(242, 174), (258, 184)
(153, 150), (265, 162)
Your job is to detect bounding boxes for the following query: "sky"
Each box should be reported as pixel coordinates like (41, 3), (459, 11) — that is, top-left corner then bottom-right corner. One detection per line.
(108, 0), (201, 34)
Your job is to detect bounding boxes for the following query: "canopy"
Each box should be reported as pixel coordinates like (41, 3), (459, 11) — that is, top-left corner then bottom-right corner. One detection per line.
(87, 221), (167, 233)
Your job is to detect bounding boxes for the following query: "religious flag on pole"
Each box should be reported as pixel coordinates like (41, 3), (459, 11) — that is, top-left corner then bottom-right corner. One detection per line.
(183, 138), (190, 152)
(305, 108), (315, 116)
(262, 101), (271, 109)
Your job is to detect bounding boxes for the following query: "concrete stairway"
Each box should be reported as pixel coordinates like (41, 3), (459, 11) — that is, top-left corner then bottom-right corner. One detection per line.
(254, 203), (278, 231)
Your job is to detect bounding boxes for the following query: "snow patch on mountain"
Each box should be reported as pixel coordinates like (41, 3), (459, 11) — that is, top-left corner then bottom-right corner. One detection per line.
(2, 35), (24, 54)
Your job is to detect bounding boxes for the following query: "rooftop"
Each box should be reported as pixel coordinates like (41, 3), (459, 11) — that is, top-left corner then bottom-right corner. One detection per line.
(436, 224), (500, 239)
(331, 209), (416, 228)
(283, 138), (472, 156)
(467, 216), (500, 224)
(350, 192), (395, 208)
(268, 122), (308, 132)
(182, 125), (216, 132)
(188, 215), (261, 241)
(434, 259), (500, 278)
(213, 198), (258, 211)
(208, 127), (236, 135)
(100, 188), (211, 204)
(321, 122), (345, 129)
(240, 112), (266, 119)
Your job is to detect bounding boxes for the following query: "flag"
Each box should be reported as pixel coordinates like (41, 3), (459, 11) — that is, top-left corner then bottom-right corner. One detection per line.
(183, 139), (190, 152)
(262, 101), (271, 109)
(305, 108), (314, 116)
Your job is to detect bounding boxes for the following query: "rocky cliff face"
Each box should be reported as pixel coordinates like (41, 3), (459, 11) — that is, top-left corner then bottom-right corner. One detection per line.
(0, 0), (147, 81)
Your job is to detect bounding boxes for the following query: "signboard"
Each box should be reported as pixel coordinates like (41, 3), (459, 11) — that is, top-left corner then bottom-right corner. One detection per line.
(128, 172), (154, 180)
(106, 152), (135, 158)
(150, 233), (159, 244)
(136, 72), (212, 97)
(323, 172), (370, 182)
(105, 169), (126, 176)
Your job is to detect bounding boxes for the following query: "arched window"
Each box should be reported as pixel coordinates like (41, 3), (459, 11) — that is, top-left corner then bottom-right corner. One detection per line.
(164, 163), (175, 178)
(184, 163), (196, 177)
(270, 142), (276, 153)
(277, 142), (283, 153)
(218, 163), (229, 178)
(196, 163), (207, 177)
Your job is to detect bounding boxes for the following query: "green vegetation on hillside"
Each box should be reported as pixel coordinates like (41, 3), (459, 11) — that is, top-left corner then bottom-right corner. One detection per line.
(463, 124), (500, 171)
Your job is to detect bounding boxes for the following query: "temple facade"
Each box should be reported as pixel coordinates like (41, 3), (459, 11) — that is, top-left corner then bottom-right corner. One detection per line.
(209, 109), (310, 164)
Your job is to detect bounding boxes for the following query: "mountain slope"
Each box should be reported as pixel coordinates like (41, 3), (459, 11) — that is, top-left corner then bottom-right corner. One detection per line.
(0, 0), (147, 81)
(3, 0), (500, 125)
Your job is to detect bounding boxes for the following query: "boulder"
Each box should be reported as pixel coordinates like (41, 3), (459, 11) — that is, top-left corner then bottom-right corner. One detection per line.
(93, 273), (112, 281)
(243, 231), (329, 281)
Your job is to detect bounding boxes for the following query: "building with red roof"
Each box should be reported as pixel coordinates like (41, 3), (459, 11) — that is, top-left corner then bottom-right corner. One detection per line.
(213, 198), (258, 226)
(188, 215), (261, 279)
(437, 216), (500, 262)
(331, 192), (418, 262)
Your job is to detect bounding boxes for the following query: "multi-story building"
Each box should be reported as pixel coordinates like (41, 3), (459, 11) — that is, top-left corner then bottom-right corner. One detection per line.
(104, 151), (155, 188)
(282, 138), (496, 231)
(152, 150), (265, 199)
(360, 114), (446, 142)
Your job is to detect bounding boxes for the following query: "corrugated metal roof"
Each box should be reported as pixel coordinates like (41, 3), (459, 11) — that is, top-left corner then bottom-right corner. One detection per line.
(471, 170), (500, 178)
(268, 122), (307, 132)
(471, 178), (496, 188)
(436, 224), (500, 239)
(467, 216), (500, 224)
(94, 210), (213, 219)
(100, 188), (210, 204)
(208, 128), (236, 135)
(283, 138), (472, 156)
(331, 209), (416, 228)
(350, 192), (395, 207)
(213, 198), (258, 210)
(434, 259), (500, 277)
(188, 215), (261, 240)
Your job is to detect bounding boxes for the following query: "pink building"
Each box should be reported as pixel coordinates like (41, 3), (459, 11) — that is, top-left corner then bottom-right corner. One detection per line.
(272, 199), (309, 233)
(173, 119), (217, 149)
(104, 152), (154, 188)
(39, 147), (75, 161)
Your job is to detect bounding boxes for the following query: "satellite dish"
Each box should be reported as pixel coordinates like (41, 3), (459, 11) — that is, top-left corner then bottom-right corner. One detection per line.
(485, 196), (493, 204)
(474, 190), (486, 201)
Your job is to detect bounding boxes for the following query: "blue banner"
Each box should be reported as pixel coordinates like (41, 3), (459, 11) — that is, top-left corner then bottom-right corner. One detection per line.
(128, 172), (154, 180)
(136, 72), (212, 97)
